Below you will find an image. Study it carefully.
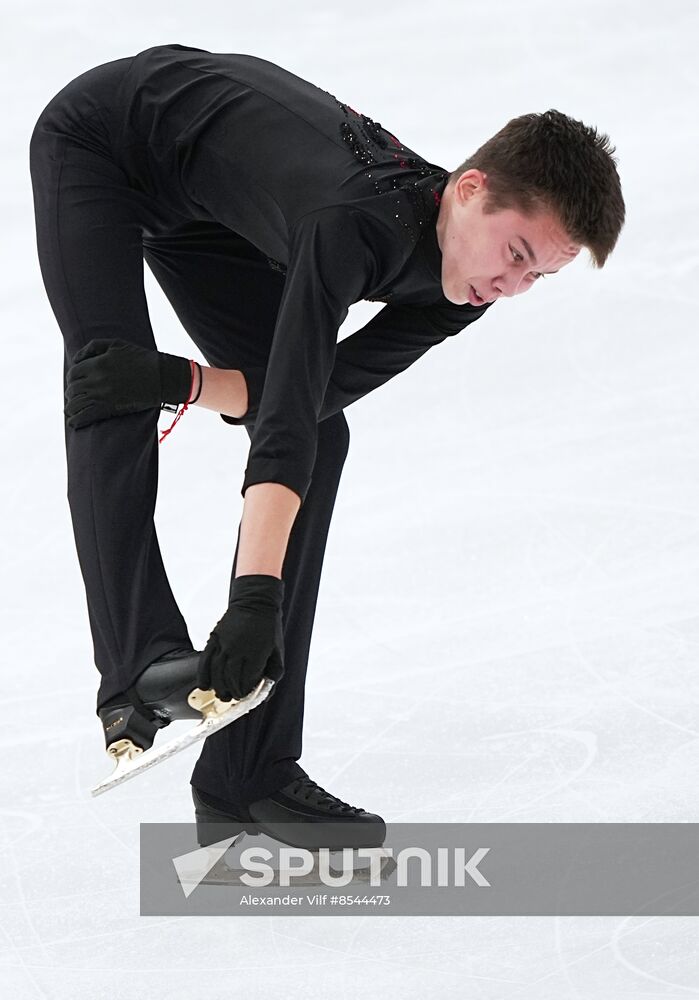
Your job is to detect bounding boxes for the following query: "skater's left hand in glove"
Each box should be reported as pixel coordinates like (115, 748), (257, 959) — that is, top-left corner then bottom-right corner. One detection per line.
(198, 575), (286, 701)
(64, 338), (193, 429)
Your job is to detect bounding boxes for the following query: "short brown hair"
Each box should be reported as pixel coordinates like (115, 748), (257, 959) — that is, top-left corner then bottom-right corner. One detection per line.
(449, 109), (625, 268)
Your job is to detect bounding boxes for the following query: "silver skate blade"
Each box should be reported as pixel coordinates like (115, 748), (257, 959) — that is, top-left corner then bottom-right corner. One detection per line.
(90, 679), (274, 798)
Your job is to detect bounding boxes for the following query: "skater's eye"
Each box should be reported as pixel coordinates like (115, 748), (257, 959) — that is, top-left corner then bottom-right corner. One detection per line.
(509, 245), (545, 280)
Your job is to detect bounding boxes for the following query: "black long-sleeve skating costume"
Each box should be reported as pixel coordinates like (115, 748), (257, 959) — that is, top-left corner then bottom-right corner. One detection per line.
(29, 43), (492, 808)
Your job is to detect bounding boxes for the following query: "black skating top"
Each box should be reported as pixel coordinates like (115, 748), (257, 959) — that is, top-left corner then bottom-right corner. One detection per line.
(109, 44), (494, 503)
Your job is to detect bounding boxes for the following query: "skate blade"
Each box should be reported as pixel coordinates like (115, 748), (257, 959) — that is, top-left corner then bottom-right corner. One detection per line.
(90, 679), (274, 797)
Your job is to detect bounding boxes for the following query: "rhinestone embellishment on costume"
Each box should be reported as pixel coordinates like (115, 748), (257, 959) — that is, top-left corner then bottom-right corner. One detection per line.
(265, 256), (287, 274)
(333, 96), (445, 246)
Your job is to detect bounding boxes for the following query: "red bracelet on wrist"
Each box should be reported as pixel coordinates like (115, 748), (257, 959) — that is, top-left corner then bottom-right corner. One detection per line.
(190, 360), (203, 403)
(158, 359), (200, 444)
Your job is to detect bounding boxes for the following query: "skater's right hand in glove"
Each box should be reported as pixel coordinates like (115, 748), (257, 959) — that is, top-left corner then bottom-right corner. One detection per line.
(64, 338), (193, 429)
(197, 575), (285, 701)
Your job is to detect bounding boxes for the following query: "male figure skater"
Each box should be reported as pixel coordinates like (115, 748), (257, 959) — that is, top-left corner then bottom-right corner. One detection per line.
(29, 43), (624, 848)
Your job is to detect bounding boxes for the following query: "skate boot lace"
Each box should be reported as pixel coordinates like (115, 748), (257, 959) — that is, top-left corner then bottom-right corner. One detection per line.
(288, 776), (366, 815)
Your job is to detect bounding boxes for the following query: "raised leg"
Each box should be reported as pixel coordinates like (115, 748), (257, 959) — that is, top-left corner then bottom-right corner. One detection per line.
(29, 112), (193, 710)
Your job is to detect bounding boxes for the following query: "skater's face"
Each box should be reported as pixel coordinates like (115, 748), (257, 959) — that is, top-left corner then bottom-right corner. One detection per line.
(435, 169), (581, 306)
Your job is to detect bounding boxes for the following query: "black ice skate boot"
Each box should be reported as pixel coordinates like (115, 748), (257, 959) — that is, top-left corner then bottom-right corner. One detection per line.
(92, 649), (274, 797)
(192, 775), (386, 851)
(192, 786), (253, 848)
(98, 648), (203, 756)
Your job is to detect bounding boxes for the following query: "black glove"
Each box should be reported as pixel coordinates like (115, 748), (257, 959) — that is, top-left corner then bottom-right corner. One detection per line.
(198, 575), (285, 701)
(64, 338), (193, 429)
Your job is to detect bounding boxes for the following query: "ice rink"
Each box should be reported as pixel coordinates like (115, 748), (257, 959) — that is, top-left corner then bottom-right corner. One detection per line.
(3, 0), (698, 996)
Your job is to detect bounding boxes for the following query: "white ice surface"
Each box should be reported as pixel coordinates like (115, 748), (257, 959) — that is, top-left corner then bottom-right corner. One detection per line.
(2, 0), (699, 997)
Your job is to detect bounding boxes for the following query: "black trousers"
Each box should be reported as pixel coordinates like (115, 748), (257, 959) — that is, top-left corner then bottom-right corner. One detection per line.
(29, 59), (350, 811)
